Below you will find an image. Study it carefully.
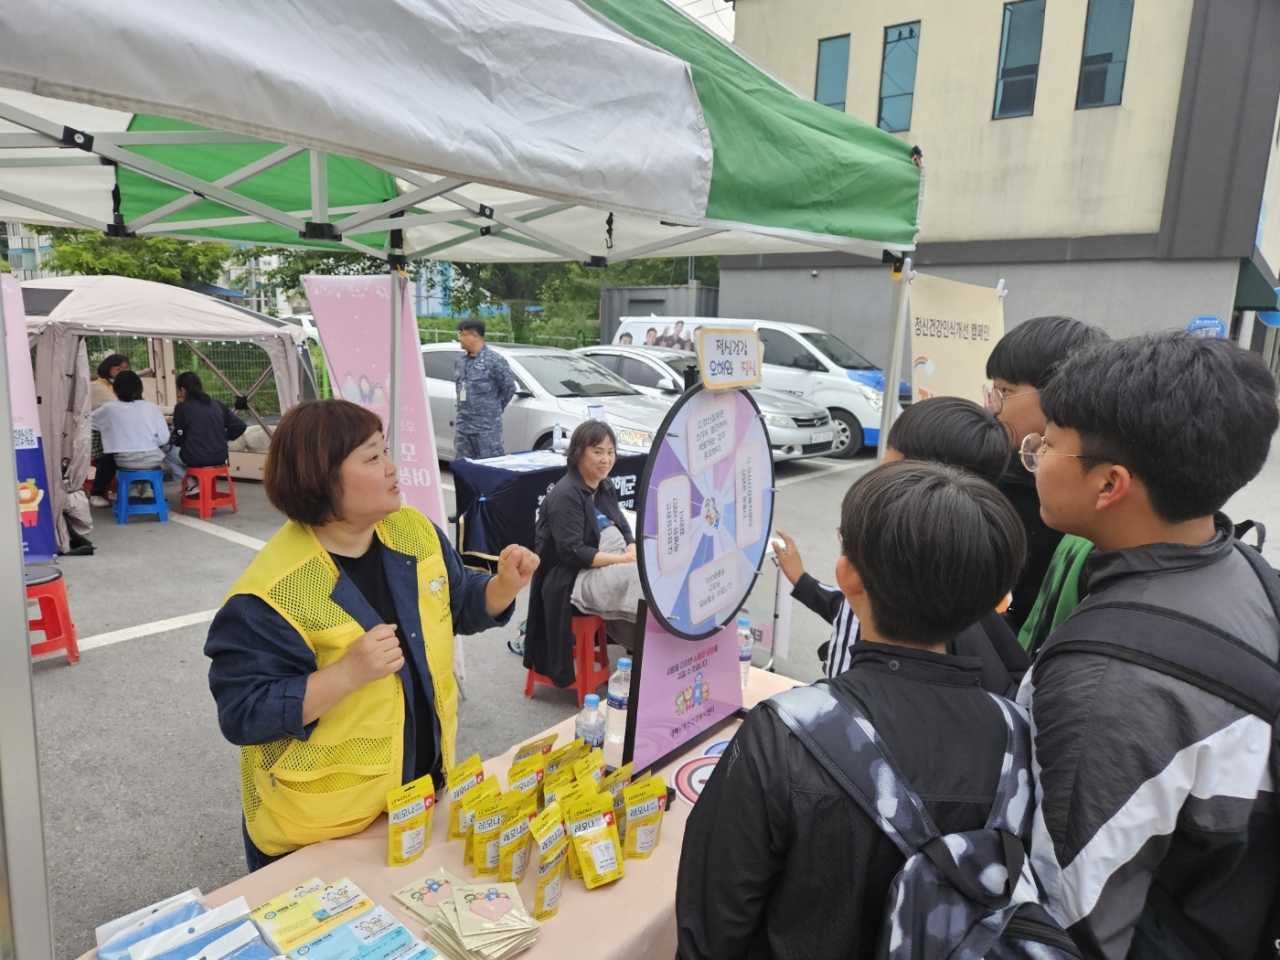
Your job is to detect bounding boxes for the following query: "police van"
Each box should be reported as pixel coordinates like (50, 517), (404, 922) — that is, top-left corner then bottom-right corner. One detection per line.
(611, 317), (907, 457)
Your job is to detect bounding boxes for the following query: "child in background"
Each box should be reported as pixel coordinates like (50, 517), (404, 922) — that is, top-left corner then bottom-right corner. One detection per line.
(775, 396), (1028, 694)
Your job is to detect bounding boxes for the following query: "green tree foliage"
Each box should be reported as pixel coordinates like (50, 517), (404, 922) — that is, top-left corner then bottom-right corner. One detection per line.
(42, 229), (232, 286)
(229, 246), (435, 296)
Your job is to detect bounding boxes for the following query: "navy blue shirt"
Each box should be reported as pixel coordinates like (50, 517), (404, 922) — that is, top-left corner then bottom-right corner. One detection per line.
(205, 521), (512, 788)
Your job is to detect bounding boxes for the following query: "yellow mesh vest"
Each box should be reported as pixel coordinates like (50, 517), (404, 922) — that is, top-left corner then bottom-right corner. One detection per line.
(225, 507), (456, 856)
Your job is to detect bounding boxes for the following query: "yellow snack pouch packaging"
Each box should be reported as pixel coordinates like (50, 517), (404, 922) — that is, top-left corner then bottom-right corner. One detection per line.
(545, 739), (588, 777)
(497, 793), (539, 883)
(512, 733), (558, 764)
(572, 748), (605, 788)
(598, 763), (633, 840)
(446, 754), (487, 841)
(459, 777), (501, 865)
(506, 753), (546, 806)
(386, 773), (435, 867)
(529, 802), (569, 921)
(623, 775), (668, 859)
(469, 792), (508, 877)
(551, 781), (596, 879)
(541, 766), (577, 807)
(566, 791), (625, 889)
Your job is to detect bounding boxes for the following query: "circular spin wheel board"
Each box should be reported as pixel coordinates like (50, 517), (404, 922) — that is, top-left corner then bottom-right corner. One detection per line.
(637, 385), (775, 641)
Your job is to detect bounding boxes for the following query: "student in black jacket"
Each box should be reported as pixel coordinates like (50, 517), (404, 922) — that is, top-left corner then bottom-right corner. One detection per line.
(677, 461), (1027, 960)
(775, 396), (1029, 694)
(983, 316), (1109, 630)
(163, 372), (247, 492)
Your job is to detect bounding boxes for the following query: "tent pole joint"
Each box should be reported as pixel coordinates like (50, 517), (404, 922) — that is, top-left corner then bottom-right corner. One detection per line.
(300, 222), (342, 241)
(104, 222), (134, 239)
(584, 256), (607, 269)
(60, 125), (93, 151)
(478, 204), (494, 219)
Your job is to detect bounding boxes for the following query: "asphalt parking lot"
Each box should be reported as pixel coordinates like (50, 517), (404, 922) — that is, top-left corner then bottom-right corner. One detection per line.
(26, 445), (1280, 959)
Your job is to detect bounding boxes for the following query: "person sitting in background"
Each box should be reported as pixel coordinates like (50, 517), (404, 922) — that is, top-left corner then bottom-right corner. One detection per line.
(774, 396), (1028, 695)
(677, 461), (1027, 960)
(88, 370), (169, 507)
(90, 353), (130, 411)
(524, 420), (642, 687)
(164, 371), (247, 494)
(983, 316), (1109, 631)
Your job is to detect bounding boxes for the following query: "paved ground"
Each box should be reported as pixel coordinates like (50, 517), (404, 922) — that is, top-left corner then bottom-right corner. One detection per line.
(28, 443), (1280, 959)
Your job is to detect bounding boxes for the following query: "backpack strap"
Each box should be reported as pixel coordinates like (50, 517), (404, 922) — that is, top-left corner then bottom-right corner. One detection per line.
(982, 694), (1035, 839)
(763, 683), (938, 857)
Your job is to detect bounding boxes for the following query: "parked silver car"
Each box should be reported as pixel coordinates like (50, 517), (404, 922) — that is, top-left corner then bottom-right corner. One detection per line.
(575, 345), (836, 461)
(421, 342), (675, 460)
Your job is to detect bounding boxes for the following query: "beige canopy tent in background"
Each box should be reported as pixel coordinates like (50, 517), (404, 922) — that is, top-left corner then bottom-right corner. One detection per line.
(23, 275), (307, 552)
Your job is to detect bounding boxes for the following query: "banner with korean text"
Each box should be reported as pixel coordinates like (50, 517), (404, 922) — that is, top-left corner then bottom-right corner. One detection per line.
(907, 273), (1005, 405)
(303, 275), (447, 530)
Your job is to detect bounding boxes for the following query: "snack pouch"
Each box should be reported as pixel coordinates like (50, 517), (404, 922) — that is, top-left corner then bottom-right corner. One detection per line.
(623, 775), (668, 859)
(598, 763), (633, 840)
(551, 781), (596, 880)
(505, 754), (545, 806)
(459, 777), (500, 865)
(544, 739), (588, 778)
(512, 733), (557, 765)
(497, 793), (538, 883)
(572, 748), (605, 788)
(529, 803), (569, 921)
(540, 766), (577, 807)
(386, 773), (435, 867)
(566, 791), (625, 889)
(446, 754), (487, 841)
(468, 792), (509, 877)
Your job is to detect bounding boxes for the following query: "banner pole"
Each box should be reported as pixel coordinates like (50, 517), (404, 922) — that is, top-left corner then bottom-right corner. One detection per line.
(877, 257), (912, 461)
(388, 224), (405, 462)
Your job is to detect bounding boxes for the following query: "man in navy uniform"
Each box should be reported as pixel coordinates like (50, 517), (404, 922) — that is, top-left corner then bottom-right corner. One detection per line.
(454, 318), (517, 460)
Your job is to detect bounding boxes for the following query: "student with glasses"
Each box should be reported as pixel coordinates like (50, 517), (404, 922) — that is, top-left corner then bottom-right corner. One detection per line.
(983, 316), (1109, 631)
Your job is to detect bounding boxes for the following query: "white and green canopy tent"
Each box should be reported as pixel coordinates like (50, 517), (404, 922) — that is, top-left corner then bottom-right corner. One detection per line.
(0, 2), (921, 957)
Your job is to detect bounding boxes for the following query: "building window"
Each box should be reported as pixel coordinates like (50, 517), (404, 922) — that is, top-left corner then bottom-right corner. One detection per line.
(993, 0), (1045, 119)
(815, 35), (850, 111)
(1077, 0), (1135, 109)
(878, 21), (920, 133)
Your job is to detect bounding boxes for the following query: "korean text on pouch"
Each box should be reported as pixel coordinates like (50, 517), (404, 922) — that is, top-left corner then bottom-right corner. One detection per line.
(386, 773), (435, 868)
(623, 775), (668, 860)
(566, 792), (625, 889)
(529, 803), (569, 921)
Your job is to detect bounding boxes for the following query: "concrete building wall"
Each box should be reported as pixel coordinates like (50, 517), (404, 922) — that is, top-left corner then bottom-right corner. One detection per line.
(719, 258), (1238, 372)
(734, 0), (1194, 243)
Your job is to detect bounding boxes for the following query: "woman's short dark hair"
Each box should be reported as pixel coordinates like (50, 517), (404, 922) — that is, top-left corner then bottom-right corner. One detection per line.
(1040, 332), (1279, 524)
(887, 396), (1011, 483)
(264, 399), (384, 526)
(566, 420), (618, 474)
(986, 316), (1110, 389)
(111, 370), (144, 402)
(839, 461), (1026, 646)
(97, 353), (130, 380)
(175, 371), (210, 403)
(457, 317), (486, 337)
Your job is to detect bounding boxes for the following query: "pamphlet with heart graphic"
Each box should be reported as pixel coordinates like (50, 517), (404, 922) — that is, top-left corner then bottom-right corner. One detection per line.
(453, 884), (534, 938)
(392, 868), (467, 925)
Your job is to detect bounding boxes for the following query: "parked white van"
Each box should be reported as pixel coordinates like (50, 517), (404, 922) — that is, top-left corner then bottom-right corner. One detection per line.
(612, 317), (907, 457)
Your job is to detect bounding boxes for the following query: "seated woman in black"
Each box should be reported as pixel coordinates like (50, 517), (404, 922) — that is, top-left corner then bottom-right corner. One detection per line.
(164, 372), (247, 493)
(524, 420), (641, 688)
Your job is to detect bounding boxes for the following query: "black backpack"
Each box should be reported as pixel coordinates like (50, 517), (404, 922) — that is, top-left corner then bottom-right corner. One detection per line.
(764, 684), (1080, 959)
(1034, 537), (1280, 960)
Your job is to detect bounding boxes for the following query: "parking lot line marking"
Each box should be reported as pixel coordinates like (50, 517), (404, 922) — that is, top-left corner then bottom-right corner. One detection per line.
(78, 609), (220, 652)
(439, 480), (455, 492)
(776, 459), (874, 488)
(168, 513), (268, 551)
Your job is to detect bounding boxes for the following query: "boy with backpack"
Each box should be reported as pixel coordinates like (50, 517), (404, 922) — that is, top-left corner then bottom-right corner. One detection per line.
(677, 461), (1075, 960)
(1019, 333), (1280, 958)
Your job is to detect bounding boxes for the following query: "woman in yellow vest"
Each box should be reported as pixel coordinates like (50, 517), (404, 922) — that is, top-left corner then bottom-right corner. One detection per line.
(206, 399), (538, 870)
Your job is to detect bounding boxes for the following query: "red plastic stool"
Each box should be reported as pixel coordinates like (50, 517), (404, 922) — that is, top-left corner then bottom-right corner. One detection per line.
(27, 565), (79, 664)
(179, 465), (237, 520)
(525, 615), (611, 707)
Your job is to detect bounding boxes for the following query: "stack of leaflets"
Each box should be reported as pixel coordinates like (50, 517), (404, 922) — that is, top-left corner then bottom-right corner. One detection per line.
(393, 870), (538, 960)
(284, 905), (437, 960)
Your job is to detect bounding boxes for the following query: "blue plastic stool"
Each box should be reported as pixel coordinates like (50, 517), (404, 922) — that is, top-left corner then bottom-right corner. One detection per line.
(113, 469), (168, 525)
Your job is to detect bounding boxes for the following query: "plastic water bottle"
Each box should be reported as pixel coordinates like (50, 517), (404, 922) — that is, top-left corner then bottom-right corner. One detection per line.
(737, 616), (753, 689)
(603, 658), (631, 770)
(552, 422), (568, 453)
(575, 694), (605, 750)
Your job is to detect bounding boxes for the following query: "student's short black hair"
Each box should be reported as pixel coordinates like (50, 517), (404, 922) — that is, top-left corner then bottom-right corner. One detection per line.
(112, 370), (144, 402)
(887, 396), (1010, 483)
(457, 317), (486, 337)
(986, 316), (1110, 389)
(1040, 332), (1279, 524)
(839, 461), (1026, 646)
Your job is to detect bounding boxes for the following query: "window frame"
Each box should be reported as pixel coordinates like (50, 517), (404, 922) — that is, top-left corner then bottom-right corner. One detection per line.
(877, 19), (921, 133)
(814, 33), (851, 112)
(991, 0), (1045, 121)
(1075, 0), (1135, 110)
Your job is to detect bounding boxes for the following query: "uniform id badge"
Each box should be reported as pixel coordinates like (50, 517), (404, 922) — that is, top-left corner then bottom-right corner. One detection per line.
(458, 387), (466, 401)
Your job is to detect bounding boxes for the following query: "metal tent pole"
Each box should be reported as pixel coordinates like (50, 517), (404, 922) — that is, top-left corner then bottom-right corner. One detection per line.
(388, 224), (405, 461)
(877, 257), (913, 461)
(0, 282), (55, 960)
